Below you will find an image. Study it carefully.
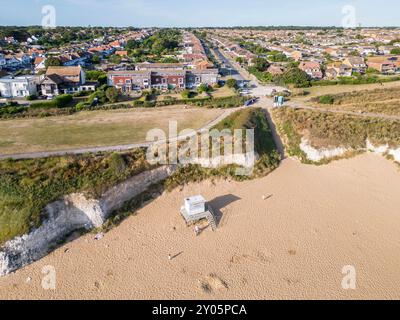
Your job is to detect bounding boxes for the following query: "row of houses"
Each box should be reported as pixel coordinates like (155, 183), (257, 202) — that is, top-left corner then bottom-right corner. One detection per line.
(0, 52), (32, 70)
(107, 65), (219, 92)
(299, 55), (400, 80)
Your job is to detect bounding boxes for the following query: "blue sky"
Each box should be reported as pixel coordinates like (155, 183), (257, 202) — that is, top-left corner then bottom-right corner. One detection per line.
(1, 0), (400, 27)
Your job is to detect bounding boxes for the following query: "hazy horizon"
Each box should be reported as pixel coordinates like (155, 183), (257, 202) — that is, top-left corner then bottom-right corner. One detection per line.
(1, 0), (400, 28)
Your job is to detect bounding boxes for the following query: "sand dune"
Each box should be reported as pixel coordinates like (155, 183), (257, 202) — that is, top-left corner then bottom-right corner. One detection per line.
(1, 154), (400, 300)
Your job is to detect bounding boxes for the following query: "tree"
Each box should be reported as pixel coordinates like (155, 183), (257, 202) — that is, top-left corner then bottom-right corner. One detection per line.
(226, 78), (238, 89)
(109, 54), (122, 64)
(105, 87), (119, 103)
(91, 55), (101, 64)
(235, 57), (246, 65)
(274, 67), (311, 88)
(45, 57), (62, 68)
(390, 48), (400, 55)
(253, 57), (270, 72)
(126, 39), (140, 50)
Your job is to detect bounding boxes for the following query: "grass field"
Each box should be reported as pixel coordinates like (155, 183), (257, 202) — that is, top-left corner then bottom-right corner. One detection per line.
(292, 80), (400, 102)
(0, 106), (224, 155)
(309, 87), (400, 116)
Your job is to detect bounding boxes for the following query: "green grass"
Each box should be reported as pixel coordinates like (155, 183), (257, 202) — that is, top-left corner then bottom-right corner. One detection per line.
(0, 107), (224, 155)
(0, 149), (153, 245)
(310, 87), (400, 116)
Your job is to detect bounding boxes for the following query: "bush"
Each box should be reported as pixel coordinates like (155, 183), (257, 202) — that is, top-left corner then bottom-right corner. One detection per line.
(30, 100), (57, 109)
(319, 95), (334, 104)
(105, 87), (119, 103)
(226, 78), (238, 89)
(55, 94), (73, 108)
(197, 83), (211, 94)
(75, 101), (91, 111)
(181, 89), (193, 99)
(26, 94), (37, 101)
(73, 91), (92, 97)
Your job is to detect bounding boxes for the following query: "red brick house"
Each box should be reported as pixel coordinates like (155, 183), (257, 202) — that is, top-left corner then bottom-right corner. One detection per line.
(151, 70), (186, 90)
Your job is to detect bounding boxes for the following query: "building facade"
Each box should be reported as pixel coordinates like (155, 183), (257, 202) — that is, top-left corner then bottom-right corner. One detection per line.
(0, 75), (39, 98)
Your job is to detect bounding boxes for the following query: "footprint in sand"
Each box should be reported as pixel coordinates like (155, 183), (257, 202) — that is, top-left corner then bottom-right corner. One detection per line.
(198, 274), (228, 294)
(283, 278), (301, 286)
(229, 251), (272, 266)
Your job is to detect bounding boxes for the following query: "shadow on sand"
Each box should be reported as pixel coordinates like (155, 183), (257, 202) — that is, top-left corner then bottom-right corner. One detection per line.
(208, 194), (241, 227)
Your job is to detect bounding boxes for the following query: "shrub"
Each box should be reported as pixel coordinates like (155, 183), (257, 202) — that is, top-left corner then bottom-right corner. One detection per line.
(30, 100), (57, 109)
(55, 94), (73, 108)
(181, 89), (192, 99)
(319, 95), (334, 104)
(105, 87), (119, 103)
(197, 83), (211, 94)
(226, 78), (238, 89)
(75, 101), (91, 111)
(26, 94), (37, 101)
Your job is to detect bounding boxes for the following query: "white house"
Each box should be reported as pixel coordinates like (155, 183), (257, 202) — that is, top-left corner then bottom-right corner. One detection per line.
(0, 75), (39, 98)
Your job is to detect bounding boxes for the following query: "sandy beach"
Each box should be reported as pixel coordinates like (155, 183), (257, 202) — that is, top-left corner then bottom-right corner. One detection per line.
(1, 154), (400, 300)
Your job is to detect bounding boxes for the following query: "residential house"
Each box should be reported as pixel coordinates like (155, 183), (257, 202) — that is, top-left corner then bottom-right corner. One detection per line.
(325, 62), (352, 79)
(0, 75), (39, 98)
(34, 57), (46, 73)
(40, 66), (93, 96)
(107, 68), (218, 92)
(299, 61), (323, 79)
(343, 57), (367, 74)
(107, 70), (151, 92)
(367, 55), (400, 74)
(115, 50), (128, 57)
(378, 45), (395, 55)
(4, 55), (21, 69)
(186, 69), (219, 88)
(266, 65), (285, 76)
(135, 63), (185, 71)
(151, 70), (186, 90)
(358, 46), (378, 56)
